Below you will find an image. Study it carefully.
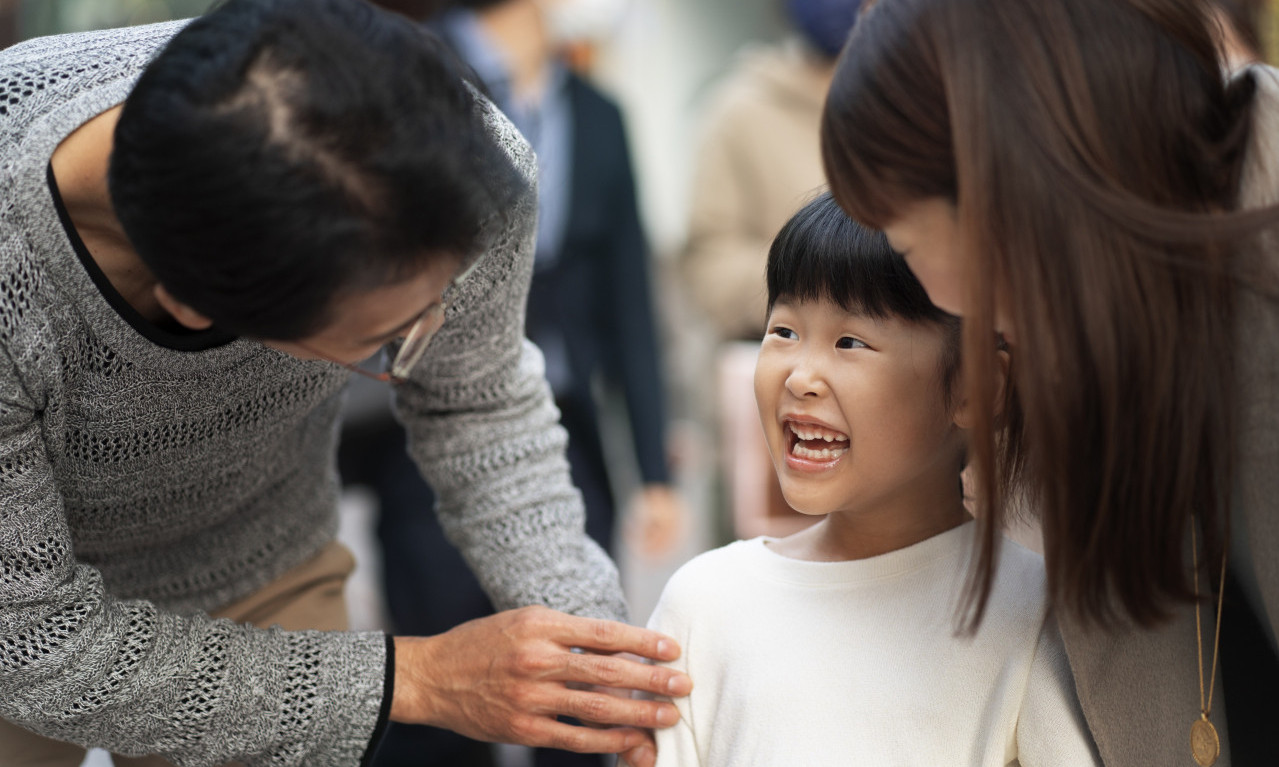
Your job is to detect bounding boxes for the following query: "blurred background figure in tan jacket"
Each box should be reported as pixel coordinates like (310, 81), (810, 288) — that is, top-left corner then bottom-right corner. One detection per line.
(679, 0), (861, 541)
(680, 0), (860, 343)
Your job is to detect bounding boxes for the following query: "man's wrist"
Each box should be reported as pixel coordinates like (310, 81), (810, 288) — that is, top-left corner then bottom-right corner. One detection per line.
(359, 634), (397, 767)
(389, 635), (436, 725)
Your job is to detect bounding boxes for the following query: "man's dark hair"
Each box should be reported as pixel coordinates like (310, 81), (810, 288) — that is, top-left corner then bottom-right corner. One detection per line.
(765, 191), (961, 402)
(110, 0), (525, 339)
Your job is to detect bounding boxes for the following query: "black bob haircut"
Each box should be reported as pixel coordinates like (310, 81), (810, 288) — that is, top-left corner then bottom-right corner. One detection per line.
(110, 0), (526, 340)
(766, 191), (962, 398)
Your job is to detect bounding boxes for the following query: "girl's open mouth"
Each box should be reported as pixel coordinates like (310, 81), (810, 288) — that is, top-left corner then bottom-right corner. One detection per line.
(786, 421), (850, 462)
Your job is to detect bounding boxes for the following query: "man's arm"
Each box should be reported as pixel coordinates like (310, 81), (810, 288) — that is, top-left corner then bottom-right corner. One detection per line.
(392, 94), (622, 619)
(386, 95), (690, 764)
(0, 344), (388, 765)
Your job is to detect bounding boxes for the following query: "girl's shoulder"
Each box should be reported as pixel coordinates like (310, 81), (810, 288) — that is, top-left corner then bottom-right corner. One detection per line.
(996, 533), (1049, 582)
(646, 539), (765, 634)
(660, 539), (764, 594)
(973, 534), (1052, 637)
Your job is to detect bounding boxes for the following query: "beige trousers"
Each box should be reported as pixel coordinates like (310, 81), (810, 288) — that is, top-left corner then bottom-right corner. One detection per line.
(1, 541), (357, 767)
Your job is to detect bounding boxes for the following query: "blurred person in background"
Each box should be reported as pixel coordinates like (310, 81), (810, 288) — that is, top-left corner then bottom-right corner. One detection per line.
(679, 0), (859, 343)
(676, 0), (860, 542)
(346, 1), (683, 765)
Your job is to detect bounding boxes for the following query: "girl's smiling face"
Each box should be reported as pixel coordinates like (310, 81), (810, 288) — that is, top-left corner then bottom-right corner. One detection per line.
(754, 297), (967, 525)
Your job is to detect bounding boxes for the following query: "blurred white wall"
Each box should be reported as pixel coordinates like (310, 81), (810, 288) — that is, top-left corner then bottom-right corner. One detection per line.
(594, 0), (786, 258)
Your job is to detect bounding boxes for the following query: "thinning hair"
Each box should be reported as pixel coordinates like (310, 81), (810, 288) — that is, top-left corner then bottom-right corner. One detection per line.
(111, 0), (524, 339)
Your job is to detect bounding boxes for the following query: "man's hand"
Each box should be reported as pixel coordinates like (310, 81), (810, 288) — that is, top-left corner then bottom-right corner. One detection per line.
(391, 606), (691, 760)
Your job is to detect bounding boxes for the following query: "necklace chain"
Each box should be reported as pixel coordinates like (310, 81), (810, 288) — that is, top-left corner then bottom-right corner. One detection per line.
(1191, 521), (1227, 718)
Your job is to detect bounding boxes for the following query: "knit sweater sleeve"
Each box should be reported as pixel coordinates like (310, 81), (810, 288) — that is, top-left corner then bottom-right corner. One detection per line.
(1015, 612), (1103, 766)
(390, 97), (628, 623)
(0, 24), (395, 765)
(0, 338), (387, 766)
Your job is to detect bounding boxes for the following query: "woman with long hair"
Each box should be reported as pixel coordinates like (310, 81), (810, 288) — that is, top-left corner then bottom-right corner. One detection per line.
(822, 0), (1279, 764)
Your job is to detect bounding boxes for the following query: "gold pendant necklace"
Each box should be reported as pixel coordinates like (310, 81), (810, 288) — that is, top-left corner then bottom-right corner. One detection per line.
(1190, 523), (1226, 767)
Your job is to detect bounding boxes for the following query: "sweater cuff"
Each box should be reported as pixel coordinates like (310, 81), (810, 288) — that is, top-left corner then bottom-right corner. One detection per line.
(360, 634), (396, 767)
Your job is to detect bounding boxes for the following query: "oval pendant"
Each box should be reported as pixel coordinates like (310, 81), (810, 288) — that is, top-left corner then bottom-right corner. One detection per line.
(1190, 717), (1220, 767)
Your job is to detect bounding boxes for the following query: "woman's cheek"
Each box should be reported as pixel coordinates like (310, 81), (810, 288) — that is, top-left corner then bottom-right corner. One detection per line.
(905, 251), (967, 317)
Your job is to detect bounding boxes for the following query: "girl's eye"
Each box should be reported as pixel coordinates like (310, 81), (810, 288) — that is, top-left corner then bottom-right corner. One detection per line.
(836, 336), (868, 350)
(769, 326), (797, 340)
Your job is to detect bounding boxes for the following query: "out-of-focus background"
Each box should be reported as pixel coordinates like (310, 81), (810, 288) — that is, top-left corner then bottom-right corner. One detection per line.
(1, 1), (1275, 765)
(1, 0), (792, 251)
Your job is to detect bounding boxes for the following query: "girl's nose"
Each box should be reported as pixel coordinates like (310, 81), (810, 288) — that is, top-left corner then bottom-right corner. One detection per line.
(785, 355), (829, 398)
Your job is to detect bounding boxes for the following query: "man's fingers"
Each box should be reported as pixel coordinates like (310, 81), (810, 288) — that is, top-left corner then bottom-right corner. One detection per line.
(552, 687), (681, 729)
(620, 742), (657, 767)
(526, 720), (650, 754)
(542, 611), (681, 661)
(395, 609), (686, 753)
(560, 649), (692, 697)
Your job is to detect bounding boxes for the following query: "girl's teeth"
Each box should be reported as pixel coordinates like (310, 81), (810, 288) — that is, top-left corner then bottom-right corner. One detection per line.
(792, 443), (848, 461)
(789, 424), (850, 443)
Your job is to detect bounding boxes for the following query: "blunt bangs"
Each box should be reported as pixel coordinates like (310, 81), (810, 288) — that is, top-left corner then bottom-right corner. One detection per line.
(765, 192), (949, 327)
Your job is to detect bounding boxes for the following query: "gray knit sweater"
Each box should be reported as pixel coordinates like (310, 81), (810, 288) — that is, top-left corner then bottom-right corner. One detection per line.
(0, 20), (626, 766)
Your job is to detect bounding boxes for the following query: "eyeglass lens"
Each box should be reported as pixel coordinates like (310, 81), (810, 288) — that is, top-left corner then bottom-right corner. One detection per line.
(390, 302), (447, 380)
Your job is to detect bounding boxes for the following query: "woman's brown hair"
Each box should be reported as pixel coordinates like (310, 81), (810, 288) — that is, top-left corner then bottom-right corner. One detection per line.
(1212, 0), (1266, 57)
(821, 0), (1276, 628)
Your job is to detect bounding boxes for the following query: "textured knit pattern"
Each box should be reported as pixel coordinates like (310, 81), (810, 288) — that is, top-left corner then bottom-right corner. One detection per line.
(0, 20), (626, 766)
(647, 524), (1101, 767)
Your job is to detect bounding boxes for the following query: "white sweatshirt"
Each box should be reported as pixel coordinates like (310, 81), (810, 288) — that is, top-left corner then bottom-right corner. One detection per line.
(648, 522), (1100, 766)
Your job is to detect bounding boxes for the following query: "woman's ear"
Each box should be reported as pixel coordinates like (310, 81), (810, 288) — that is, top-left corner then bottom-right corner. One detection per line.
(153, 284), (214, 330)
(952, 347), (1011, 429)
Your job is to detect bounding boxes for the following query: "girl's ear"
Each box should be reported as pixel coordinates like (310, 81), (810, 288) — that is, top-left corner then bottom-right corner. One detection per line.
(952, 347), (1011, 430)
(153, 283), (214, 330)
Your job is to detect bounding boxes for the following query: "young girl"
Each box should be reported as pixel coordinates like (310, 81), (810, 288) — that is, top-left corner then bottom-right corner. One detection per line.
(646, 193), (1099, 766)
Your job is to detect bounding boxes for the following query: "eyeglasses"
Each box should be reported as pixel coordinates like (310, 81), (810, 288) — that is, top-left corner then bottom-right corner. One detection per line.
(300, 251), (486, 384)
